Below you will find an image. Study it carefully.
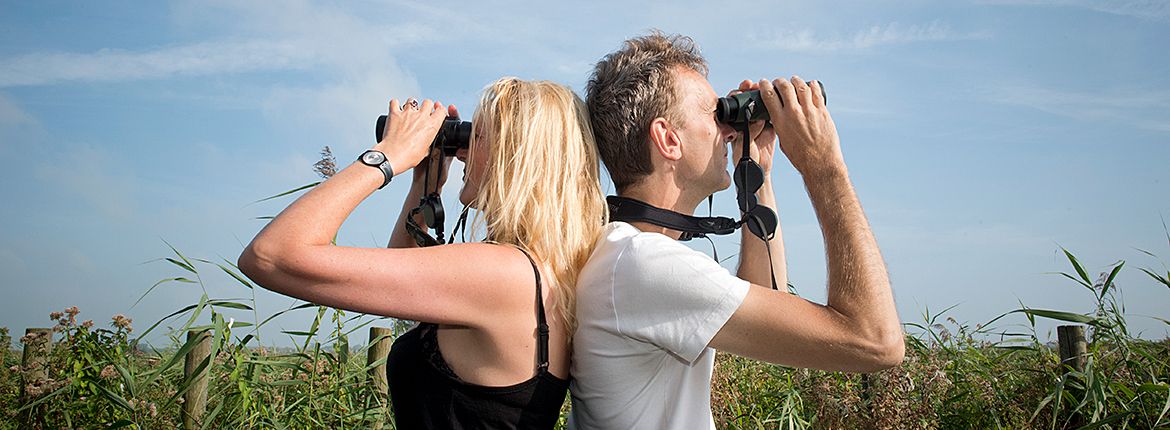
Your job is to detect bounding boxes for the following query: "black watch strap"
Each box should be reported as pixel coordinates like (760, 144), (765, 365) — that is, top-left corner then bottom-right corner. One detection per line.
(359, 150), (394, 189)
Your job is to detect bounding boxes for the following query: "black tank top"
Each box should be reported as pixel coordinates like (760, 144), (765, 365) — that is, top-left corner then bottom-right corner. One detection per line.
(385, 247), (569, 429)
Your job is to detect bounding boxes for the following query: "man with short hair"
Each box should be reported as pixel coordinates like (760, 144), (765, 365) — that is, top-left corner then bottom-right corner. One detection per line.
(569, 32), (904, 429)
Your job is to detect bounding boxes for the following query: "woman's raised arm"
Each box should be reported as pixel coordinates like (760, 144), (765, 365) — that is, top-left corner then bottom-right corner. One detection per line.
(238, 99), (531, 327)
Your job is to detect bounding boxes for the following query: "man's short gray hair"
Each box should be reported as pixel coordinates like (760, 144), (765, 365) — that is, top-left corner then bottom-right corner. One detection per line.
(586, 31), (708, 192)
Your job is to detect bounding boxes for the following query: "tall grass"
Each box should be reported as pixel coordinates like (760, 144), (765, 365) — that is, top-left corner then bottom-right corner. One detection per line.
(1, 245), (407, 429)
(3, 243), (1167, 428)
(712, 246), (1170, 429)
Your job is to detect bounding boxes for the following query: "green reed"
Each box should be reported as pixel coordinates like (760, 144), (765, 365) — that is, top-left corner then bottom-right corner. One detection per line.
(712, 242), (1170, 430)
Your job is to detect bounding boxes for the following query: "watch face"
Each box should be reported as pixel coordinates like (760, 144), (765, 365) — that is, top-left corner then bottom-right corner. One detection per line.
(362, 151), (385, 165)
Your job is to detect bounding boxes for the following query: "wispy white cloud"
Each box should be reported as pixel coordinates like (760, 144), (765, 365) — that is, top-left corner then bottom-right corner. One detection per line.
(0, 0), (425, 147)
(169, 0), (424, 147)
(0, 40), (317, 87)
(753, 21), (991, 52)
(977, 0), (1170, 21)
(982, 83), (1170, 132)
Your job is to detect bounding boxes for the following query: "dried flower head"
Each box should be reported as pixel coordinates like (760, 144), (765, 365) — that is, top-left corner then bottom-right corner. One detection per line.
(313, 146), (338, 179)
(112, 314), (133, 332)
(19, 331), (46, 344)
(100, 365), (117, 379)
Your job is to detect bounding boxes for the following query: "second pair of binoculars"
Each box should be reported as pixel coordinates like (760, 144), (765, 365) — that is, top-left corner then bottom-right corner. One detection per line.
(375, 114), (472, 156)
(716, 80), (826, 125)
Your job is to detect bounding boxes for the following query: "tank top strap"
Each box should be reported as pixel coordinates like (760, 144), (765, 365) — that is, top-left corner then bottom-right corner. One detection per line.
(510, 246), (551, 372)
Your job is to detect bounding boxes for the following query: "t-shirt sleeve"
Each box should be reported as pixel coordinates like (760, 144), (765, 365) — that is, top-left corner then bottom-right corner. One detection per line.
(610, 234), (751, 363)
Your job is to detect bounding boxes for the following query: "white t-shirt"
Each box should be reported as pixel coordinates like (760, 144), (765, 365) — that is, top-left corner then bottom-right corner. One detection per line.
(568, 222), (751, 430)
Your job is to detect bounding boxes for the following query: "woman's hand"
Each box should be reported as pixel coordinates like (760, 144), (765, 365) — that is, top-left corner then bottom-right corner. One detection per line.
(410, 105), (461, 191)
(376, 98), (449, 176)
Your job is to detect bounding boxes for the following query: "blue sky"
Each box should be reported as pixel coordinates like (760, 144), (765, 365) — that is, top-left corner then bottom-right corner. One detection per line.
(2, 0), (1168, 347)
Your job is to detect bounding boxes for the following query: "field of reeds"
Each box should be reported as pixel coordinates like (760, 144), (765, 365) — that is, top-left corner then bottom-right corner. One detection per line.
(2, 241), (1167, 429)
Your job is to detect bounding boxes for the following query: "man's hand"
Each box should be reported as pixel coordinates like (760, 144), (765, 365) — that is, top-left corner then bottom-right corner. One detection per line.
(728, 80), (778, 173)
(758, 76), (844, 179)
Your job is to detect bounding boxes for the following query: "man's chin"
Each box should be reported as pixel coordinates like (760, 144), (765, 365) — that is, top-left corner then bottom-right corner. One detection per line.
(717, 174), (732, 191)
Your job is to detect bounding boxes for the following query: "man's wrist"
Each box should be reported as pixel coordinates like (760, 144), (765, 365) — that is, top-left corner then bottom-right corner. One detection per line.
(801, 162), (849, 184)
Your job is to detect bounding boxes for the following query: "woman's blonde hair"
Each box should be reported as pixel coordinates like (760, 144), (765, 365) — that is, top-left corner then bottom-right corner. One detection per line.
(469, 77), (607, 334)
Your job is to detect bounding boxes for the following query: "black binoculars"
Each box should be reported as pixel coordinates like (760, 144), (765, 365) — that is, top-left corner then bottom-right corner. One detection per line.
(375, 115), (472, 156)
(715, 82), (826, 125)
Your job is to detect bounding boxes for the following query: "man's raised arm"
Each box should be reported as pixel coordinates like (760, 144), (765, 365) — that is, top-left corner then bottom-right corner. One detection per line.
(710, 76), (903, 372)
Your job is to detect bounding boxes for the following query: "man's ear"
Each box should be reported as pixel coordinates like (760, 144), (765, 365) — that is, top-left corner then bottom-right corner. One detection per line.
(648, 117), (683, 161)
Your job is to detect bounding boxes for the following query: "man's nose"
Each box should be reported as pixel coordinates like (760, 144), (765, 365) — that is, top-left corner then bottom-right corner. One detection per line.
(455, 148), (469, 162)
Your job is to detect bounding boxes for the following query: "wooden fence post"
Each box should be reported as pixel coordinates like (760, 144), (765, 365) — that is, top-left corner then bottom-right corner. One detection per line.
(368, 327), (395, 429)
(1, 328), (9, 369)
(19, 328), (53, 428)
(1057, 325), (1087, 372)
(860, 372), (875, 419)
(1057, 324), (1087, 428)
(183, 330), (211, 430)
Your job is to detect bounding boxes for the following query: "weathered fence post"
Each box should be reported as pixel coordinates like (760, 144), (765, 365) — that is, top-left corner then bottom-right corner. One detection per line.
(19, 327), (53, 428)
(183, 329), (211, 430)
(1057, 325), (1087, 372)
(1057, 324), (1088, 428)
(1, 328), (9, 369)
(368, 327), (395, 429)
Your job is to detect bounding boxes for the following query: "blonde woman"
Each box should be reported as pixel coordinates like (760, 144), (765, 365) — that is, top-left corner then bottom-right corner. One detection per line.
(239, 78), (606, 429)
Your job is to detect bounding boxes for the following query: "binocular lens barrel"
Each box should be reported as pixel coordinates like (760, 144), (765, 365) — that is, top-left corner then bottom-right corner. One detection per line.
(715, 82), (826, 125)
(375, 115), (472, 156)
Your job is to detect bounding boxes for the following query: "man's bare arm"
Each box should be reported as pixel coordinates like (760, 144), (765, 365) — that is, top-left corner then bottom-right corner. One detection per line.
(711, 76), (902, 372)
(729, 80), (787, 289)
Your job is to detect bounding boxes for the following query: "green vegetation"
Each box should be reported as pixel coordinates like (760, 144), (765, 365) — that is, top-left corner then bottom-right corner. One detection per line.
(3, 244), (1167, 429)
(712, 247), (1170, 429)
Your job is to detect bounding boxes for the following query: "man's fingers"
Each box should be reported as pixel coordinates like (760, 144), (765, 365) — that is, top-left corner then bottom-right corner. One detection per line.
(791, 76), (812, 108)
(448, 104), (459, 119)
(767, 78), (796, 116)
(809, 81), (826, 108)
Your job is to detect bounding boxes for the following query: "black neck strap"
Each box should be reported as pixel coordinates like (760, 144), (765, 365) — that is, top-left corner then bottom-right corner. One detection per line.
(606, 196), (739, 241)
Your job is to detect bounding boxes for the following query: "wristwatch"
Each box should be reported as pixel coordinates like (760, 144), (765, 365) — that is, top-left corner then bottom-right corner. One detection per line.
(359, 150), (394, 189)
